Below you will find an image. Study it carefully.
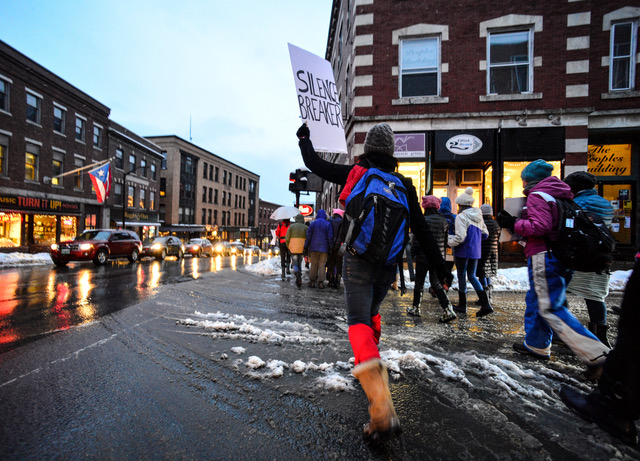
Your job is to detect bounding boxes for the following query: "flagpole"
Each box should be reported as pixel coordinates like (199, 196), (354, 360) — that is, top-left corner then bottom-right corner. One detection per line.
(46, 156), (114, 181)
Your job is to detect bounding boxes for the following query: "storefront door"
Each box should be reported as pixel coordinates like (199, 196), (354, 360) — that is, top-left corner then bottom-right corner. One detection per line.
(602, 183), (634, 246)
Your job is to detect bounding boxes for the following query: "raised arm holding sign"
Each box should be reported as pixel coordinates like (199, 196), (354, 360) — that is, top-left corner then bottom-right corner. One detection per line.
(288, 43), (347, 154)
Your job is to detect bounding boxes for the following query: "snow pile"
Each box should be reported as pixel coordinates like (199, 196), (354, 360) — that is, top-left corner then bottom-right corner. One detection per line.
(245, 256), (632, 292)
(0, 252), (52, 267)
(176, 311), (330, 345)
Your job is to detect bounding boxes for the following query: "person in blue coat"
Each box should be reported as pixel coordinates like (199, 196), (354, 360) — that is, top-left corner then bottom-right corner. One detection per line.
(304, 209), (333, 288)
(564, 171), (615, 347)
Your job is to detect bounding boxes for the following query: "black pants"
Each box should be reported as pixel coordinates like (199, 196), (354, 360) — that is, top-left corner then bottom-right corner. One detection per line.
(601, 258), (640, 418)
(279, 242), (290, 269)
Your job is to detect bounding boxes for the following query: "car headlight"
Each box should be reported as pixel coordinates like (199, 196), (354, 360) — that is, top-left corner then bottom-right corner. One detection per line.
(79, 243), (92, 251)
(193, 245), (199, 250)
(51, 244), (58, 251)
(151, 243), (162, 250)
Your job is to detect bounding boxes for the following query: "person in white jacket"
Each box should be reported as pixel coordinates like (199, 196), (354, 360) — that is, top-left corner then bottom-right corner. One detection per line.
(448, 187), (492, 317)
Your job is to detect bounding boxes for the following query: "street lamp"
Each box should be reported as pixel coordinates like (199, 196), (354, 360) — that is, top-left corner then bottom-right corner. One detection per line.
(121, 165), (146, 230)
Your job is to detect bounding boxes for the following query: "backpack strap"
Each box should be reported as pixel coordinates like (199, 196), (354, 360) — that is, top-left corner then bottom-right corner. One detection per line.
(531, 191), (555, 203)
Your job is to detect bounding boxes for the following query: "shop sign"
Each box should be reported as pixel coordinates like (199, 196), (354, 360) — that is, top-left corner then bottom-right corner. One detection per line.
(299, 204), (314, 216)
(0, 193), (81, 213)
(445, 134), (483, 155)
(122, 210), (160, 222)
(394, 133), (426, 159)
(588, 144), (632, 176)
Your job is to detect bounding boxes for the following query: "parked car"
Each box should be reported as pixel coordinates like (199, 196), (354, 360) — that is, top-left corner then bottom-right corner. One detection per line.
(50, 229), (142, 267)
(213, 241), (232, 256)
(244, 245), (261, 256)
(141, 236), (184, 261)
(184, 238), (213, 257)
(269, 245), (280, 256)
(229, 241), (245, 255)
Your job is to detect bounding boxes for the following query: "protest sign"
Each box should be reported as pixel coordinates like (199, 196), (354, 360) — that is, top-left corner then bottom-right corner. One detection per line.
(288, 43), (347, 154)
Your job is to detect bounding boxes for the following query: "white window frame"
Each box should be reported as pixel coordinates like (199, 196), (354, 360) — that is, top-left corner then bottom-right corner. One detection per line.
(53, 103), (66, 135)
(25, 143), (40, 181)
(399, 37), (441, 98)
(51, 148), (65, 186)
(0, 74), (11, 114)
(26, 89), (42, 125)
(75, 114), (86, 142)
(0, 132), (9, 176)
(487, 28), (533, 95)
(610, 20), (638, 91)
(74, 157), (84, 190)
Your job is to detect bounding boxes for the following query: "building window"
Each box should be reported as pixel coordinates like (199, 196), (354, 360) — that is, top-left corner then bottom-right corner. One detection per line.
(202, 208), (206, 225)
(208, 187), (212, 203)
(209, 164), (213, 180)
(93, 125), (102, 148)
(114, 183), (123, 205)
(149, 191), (156, 210)
(610, 21), (637, 90)
(488, 30), (532, 94)
(25, 144), (39, 181)
(0, 134), (8, 176)
(140, 158), (147, 177)
(400, 37), (440, 97)
(207, 209), (212, 225)
(74, 158), (83, 189)
(128, 154), (136, 173)
(139, 188), (146, 209)
(229, 172), (233, 186)
(0, 77), (9, 112)
(53, 105), (66, 134)
(213, 210), (218, 224)
(214, 189), (218, 204)
(52, 153), (64, 186)
(115, 148), (124, 169)
(150, 163), (156, 180)
(223, 170), (227, 184)
(26, 91), (41, 124)
(161, 151), (167, 169)
(215, 166), (219, 182)
(127, 185), (135, 207)
(160, 177), (166, 196)
(75, 116), (86, 142)
(202, 186), (207, 201)
(203, 162), (208, 178)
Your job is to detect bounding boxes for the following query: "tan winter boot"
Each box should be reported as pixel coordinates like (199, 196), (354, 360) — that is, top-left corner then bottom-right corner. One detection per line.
(352, 359), (401, 442)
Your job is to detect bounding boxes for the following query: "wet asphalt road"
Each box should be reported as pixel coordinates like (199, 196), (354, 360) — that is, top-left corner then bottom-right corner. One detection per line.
(0, 254), (262, 354)
(0, 265), (637, 460)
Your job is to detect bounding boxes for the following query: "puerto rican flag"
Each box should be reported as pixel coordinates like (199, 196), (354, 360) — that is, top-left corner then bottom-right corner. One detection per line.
(88, 162), (112, 204)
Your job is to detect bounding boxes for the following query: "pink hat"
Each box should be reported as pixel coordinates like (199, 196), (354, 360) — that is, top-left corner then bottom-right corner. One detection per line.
(421, 195), (442, 209)
(332, 208), (345, 217)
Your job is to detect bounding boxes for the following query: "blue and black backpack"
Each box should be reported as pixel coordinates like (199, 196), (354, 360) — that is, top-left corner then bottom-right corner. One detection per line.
(343, 163), (410, 266)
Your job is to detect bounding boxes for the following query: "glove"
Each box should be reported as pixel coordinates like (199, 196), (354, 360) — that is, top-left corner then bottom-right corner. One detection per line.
(296, 123), (310, 139)
(496, 210), (516, 232)
(437, 265), (453, 292)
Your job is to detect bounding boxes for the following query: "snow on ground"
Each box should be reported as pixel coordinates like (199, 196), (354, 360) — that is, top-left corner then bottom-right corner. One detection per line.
(245, 255), (632, 292)
(0, 252), (52, 267)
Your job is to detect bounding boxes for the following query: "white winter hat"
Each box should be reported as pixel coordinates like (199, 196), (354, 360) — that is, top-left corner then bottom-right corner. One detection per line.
(456, 187), (475, 206)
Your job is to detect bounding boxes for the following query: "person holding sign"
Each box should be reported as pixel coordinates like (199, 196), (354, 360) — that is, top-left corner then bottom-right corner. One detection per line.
(296, 122), (452, 442)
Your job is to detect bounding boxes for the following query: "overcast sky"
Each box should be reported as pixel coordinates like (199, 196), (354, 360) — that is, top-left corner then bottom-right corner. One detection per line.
(2, 0), (332, 206)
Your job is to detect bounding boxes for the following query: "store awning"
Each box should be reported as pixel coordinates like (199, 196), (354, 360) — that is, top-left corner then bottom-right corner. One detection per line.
(114, 221), (161, 227)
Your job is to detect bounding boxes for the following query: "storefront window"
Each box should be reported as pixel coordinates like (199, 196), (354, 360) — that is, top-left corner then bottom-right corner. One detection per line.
(61, 216), (77, 242)
(603, 184), (633, 245)
(503, 161), (561, 199)
(396, 162), (427, 198)
(484, 166), (493, 206)
(33, 215), (57, 245)
(0, 213), (22, 247)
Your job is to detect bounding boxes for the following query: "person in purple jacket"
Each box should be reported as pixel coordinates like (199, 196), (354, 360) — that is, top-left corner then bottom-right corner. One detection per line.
(448, 187), (493, 317)
(304, 209), (334, 288)
(496, 160), (610, 375)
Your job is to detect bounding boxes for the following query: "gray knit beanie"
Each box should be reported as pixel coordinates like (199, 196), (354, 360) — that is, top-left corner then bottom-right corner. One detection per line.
(364, 123), (395, 156)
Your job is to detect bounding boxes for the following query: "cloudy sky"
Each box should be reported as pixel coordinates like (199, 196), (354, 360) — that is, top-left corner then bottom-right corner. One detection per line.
(3, 0), (332, 206)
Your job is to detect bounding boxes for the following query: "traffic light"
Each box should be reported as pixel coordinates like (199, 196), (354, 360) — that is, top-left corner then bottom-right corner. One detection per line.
(289, 171), (300, 192)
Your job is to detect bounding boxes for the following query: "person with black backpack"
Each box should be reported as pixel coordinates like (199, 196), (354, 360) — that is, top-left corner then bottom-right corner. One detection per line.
(296, 122), (452, 443)
(496, 160), (610, 375)
(564, 172), (615, 347)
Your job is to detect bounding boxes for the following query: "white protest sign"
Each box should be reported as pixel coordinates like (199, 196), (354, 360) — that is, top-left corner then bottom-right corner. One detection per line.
(288, 43), (347, 154)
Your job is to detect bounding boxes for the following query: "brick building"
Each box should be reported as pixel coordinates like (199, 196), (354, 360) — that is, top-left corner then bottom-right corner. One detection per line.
(258, 199), (283, 249)
(324, 1), (639, 257)
(107, 121), (163, 241)
(146, 135), (260, 243)
(0, 40), (111, 251)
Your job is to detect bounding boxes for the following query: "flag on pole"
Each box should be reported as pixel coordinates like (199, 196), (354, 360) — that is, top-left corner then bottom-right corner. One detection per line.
(88, 162), (112, 204)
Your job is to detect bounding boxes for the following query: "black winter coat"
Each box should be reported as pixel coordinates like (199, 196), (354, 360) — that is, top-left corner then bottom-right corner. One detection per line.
(477, 215), (500, 279)
(411, 210), (448, 263)
(298, 137), (448, 278)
